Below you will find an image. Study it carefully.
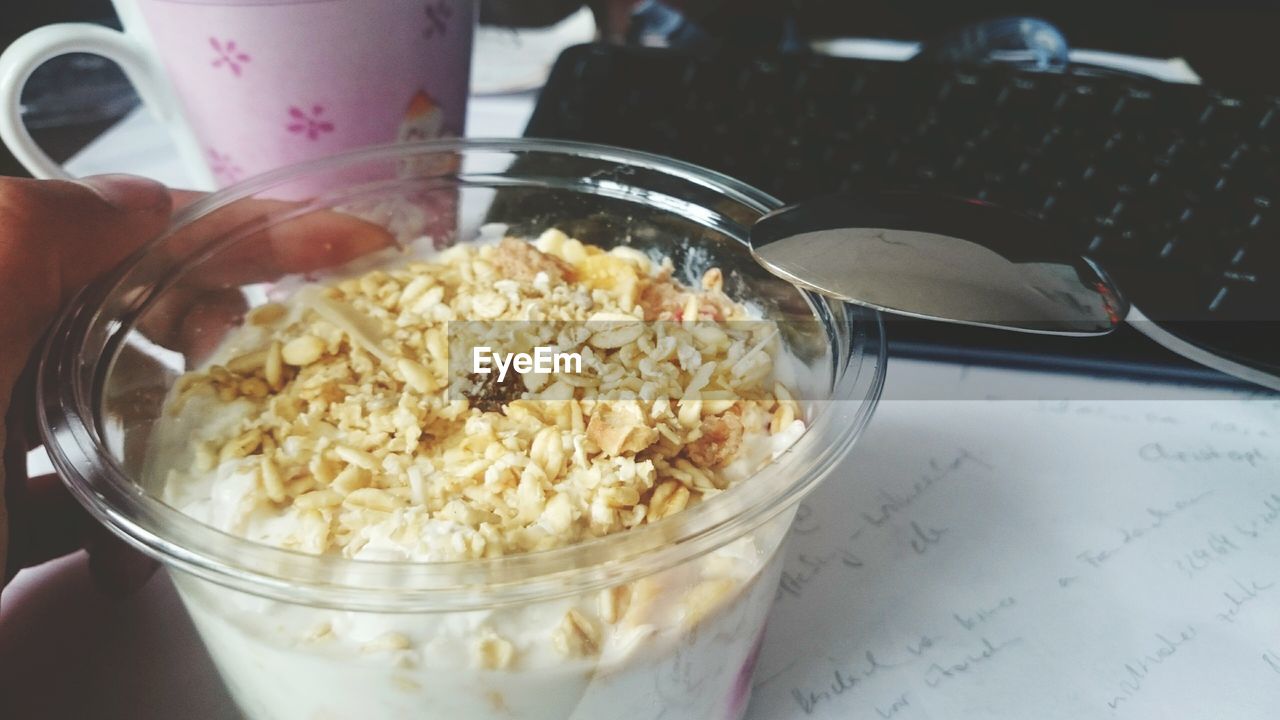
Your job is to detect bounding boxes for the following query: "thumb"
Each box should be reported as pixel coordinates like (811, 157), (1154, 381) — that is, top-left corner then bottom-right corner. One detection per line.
(54, 174), (174, 293)
(0, 175), (171, 385)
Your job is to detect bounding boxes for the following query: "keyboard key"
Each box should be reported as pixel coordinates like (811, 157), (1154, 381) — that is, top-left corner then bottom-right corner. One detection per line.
(1110, 86), (1161, 127)
(1254, 100), (1280, 146)
(1153, 85), (1218, 130)
(1210, 280), (1280, 320)
(1159, 234), (1239, 272)
(1197, 96), (1252, 138)
(1235, 235), (1280, 272)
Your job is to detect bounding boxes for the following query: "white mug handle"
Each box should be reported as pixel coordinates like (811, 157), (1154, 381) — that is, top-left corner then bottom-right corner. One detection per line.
(0, 23), (186, 179)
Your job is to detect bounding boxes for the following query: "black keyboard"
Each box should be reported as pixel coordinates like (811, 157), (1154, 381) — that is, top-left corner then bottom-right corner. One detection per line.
(526, 44), (1280, 386)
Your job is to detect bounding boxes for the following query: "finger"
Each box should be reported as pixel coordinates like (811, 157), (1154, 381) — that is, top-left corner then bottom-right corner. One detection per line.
(175, 207), (398, 289)
(86, 519), (158, 596)
(129, 276), (243, 361)
(2, 419), (21, 585)
(6, 473), (85, 570)
(4, 469), (157, 595)
(3, 385), (32, 585)
(161, 190), (397, 290)
(170, 189), (205, 210)
(61, 175), (173, 290)
(135, 193), (397, 356)
(8, 359), (41, 453)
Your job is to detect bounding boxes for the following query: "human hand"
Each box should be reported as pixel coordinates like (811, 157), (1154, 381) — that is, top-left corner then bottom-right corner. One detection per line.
(0, 175), (397, 609)
(0, 175), (173, 600)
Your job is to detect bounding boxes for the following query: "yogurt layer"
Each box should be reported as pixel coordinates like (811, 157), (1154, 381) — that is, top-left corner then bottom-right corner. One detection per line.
(152, 231), (809, 720)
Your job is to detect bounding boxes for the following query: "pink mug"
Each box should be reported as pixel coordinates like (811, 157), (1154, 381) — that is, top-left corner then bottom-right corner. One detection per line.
(0, 0), (475, 188)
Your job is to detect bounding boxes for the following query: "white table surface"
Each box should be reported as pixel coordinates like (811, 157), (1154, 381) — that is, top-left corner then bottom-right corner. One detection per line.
(7, 34), (1272, 720)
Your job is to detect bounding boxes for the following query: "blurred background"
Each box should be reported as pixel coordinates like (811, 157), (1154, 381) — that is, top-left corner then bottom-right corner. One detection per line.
(3, 0), (1278, 179)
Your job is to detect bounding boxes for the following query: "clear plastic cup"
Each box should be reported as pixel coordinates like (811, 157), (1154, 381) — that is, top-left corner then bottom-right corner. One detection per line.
(37, 139), (885, 720)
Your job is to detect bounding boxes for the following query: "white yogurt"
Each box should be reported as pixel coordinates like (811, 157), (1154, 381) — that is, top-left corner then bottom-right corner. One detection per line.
(154, 399), (799, 720)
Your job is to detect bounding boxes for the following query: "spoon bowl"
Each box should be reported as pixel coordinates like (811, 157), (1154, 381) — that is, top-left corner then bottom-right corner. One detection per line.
(749, 190), (1128, 335)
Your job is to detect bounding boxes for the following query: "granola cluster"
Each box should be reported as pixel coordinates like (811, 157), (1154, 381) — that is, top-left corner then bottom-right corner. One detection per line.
(164, 230), (803, 564)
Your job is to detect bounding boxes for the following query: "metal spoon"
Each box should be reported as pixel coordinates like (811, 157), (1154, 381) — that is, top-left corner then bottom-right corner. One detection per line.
(749, 190), (1280, 391)
(749, 190), (1127, 336)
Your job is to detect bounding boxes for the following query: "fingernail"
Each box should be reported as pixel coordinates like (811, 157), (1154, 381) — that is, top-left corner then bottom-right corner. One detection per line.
(78, 174), (169, 212)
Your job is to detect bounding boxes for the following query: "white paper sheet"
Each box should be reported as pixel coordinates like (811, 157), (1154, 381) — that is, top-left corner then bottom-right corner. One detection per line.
(746, 361), (1279, 720)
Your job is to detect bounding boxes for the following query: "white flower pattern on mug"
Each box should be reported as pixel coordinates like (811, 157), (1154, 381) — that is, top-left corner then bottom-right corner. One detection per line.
(287, 105), (336, 141)
(423, 0), (453, 39)
(208, 149), (243, 184)
(210, 38), (251, 77)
